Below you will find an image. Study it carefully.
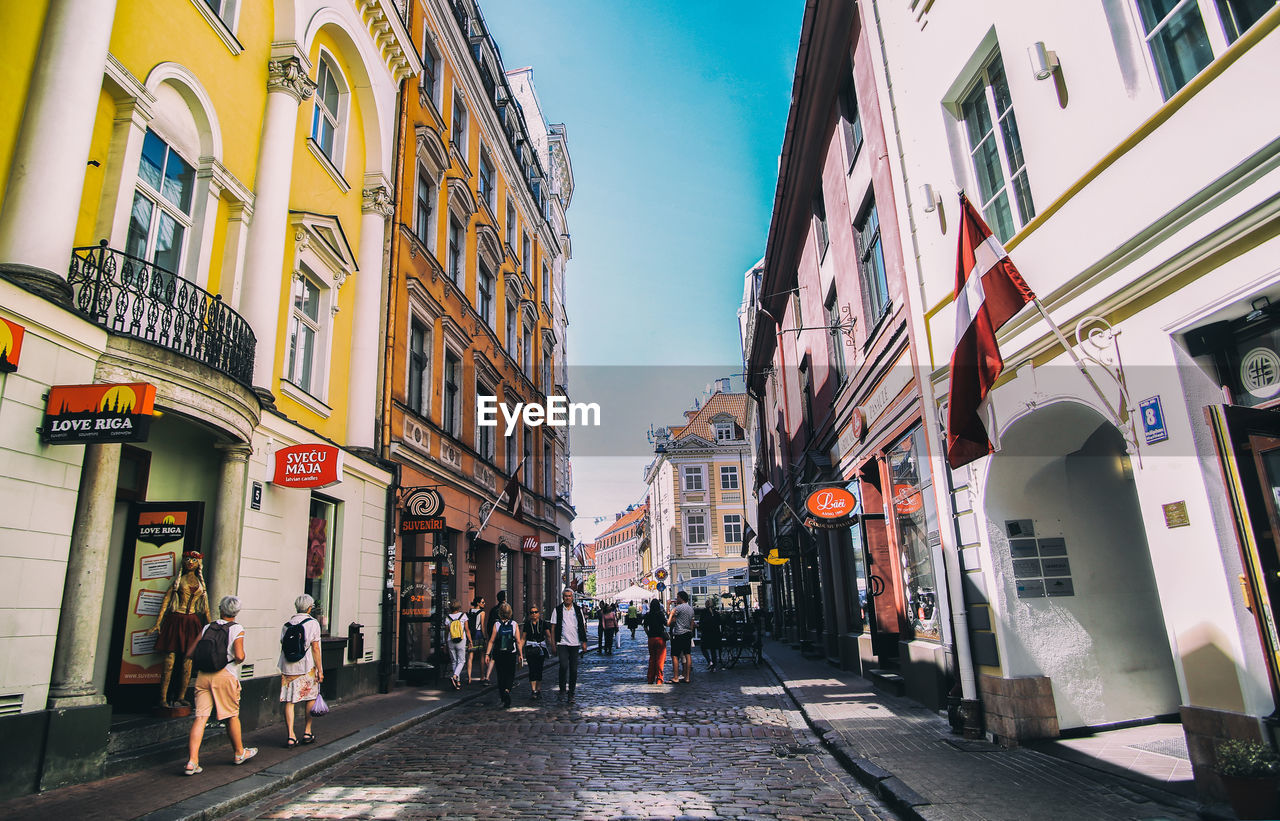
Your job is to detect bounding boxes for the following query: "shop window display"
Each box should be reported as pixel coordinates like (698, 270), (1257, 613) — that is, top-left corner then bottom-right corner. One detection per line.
(888, 425), (941, 641)
(306, 496), (338, 633)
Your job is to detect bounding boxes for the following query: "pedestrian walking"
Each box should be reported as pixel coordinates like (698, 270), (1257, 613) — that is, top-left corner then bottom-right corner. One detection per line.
(183, 595), (257, 775)
(625, 602), (640, 642)
(444, 601), (470, 690)
(521, 604), (552, 699)
(698, 597), (723, 671)
(278, 594), (324, 747)
(644, 598), (669, 684)
(601, 603), (619, 655)
(484, 591), (507, 683)
(485, 602), (523, 707)
(668, 590), (696, 683)
(550, 588), (588, 699)
(466, 597), (485, 684)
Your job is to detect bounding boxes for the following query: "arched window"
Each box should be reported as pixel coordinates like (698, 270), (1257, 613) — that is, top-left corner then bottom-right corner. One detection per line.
(125, 128), (195, 276)
(311, 53), (348, 167)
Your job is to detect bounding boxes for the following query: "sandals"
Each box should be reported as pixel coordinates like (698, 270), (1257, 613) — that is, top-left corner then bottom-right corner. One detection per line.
(233, 747), (258, 765)
(183, 762), (202, 776)
(301, 733), (316, 745)
(285, 737), (298, 748)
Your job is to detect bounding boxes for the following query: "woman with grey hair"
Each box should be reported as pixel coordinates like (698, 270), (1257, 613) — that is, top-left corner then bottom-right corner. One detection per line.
(184, 595), (257, 774)
(278, 593), (324, 746)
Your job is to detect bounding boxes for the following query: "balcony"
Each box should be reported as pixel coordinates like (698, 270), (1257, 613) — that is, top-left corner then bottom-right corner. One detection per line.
(68, 242), (256, 387)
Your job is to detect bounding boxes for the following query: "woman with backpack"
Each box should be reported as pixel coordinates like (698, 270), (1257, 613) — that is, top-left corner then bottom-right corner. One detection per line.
(443, 600), (470, 690)
(521, 603), (552, 700)
(278, 594), (324, 747)
(183, 595), (257, 775)
(466, 597), (486, 684)
(484, 602), (524, 707)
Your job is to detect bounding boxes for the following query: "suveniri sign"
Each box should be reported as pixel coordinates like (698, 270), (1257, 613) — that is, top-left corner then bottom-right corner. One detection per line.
(272, 444), (343, 489)
(42, 383), (157, 444)
(399, 486), (445, 534)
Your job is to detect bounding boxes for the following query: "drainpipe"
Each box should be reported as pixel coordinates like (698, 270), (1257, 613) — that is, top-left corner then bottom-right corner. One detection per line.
(868, 0), (981, 732)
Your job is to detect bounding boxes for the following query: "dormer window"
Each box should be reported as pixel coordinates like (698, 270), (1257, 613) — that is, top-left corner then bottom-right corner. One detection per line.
(715, 422), (734, 442)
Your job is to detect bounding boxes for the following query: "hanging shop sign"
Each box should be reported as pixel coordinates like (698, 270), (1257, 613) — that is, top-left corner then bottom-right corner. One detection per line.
(42, 382), (157, 444)
(1138, 395), (1169, 445)
(541, 541), (560, 559)
(805, 486), (858, 519)
(399, 486), (445, 534)
(765, 548), (789, 566)
(522, 536), (540, 554)
(0, 316), (25, 373)
(272, 443), (343, 489)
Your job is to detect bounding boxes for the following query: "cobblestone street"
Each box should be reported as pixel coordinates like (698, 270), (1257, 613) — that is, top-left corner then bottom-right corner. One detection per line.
(224, 639), (899, 821)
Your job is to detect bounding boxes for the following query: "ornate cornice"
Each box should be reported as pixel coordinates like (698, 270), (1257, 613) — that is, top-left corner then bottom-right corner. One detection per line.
(267, 57), (315, 103)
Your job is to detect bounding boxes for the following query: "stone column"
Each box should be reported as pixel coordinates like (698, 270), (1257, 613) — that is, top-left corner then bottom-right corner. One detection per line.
(208, 443), (252, 607)
(47, 443), (123, 708)
(346, 180), (392, 449)
(240, 48), (314, 391)
(0, 0), (119, 301)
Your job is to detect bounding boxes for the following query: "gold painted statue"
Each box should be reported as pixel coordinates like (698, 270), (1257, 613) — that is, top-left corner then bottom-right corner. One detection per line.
(148, 551), (212, 707)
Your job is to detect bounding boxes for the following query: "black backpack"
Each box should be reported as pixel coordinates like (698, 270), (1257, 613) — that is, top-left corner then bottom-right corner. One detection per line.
(191, 622), (231, 673)
(281, 617), (314, 663)
(496, 620), (516, 653)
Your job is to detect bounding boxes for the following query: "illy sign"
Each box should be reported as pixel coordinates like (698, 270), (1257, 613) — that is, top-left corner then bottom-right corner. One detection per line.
(805, 487), (858, 520)
(272, 444), (343, 489)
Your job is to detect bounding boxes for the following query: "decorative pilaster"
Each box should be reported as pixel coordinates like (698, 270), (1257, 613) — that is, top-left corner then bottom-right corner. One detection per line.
(347, 179), (392, 449)
(266, 56), (317, 103)
(47, 443), (123, 708)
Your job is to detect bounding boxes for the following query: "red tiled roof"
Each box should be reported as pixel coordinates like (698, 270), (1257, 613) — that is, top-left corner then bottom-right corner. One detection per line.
(670, 392), (748, 443)
(594, 504), (648, 541)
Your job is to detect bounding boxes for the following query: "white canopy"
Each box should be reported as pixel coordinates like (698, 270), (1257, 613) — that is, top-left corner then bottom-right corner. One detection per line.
(608, 584), (655, 603)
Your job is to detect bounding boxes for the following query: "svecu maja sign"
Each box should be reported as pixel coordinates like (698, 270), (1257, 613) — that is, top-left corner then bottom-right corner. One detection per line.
(272, 444), (343, 489)
(805, 487), (857, 519)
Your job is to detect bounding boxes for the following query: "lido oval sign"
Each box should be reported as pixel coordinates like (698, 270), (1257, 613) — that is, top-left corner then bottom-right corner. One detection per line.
(805, 487), (857, 520)
(273, 444), (343, 489)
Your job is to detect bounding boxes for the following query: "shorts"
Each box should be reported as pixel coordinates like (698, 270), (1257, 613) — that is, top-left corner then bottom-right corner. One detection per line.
(671, 633), (693, 655)
(194, 668), (241, 720)
(279, 668), (321, 704)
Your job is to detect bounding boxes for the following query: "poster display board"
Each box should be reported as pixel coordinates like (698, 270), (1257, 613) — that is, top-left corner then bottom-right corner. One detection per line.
(118, 502), (204, 685)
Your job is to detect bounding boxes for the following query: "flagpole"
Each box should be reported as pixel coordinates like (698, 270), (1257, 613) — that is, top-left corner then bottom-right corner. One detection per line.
(474, 458), (523, 543)
(1030, 299), (1130, 440)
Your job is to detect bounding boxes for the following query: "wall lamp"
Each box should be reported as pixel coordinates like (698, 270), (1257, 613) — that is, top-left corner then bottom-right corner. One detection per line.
(921, 183), (941, 213)
(1029, 42), (1060, 81)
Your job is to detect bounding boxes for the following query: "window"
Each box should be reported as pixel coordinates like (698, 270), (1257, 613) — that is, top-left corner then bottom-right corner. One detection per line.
(447, 215), (463, 285)
(813, 188), (830, 259)
(415, 165), (433, 246)
(826, 287), (848, 384)
(478, 262), (495, 327)
(888, 424), (941, 641)
(960, 55), (1033, 242)
(505, 199), (516, 248)
(408, 318), (430, 415)
(840, 73), (864, 166)
(477, 382), (495, 461)
(306, 496), (338, 635)
(522, 326), (533, 378)
(855, 201), (890, 325)
(451, 92), (468, 159)
(523, 433), (533, 486)
(522, 231), (531, 274)
(506, 424), (518, 474)
(443, 349), (460, 435)
(685, 512), (706, 544)
(541, 351), (552, 391)
(690, 568), (708, 596)
(723, 514), (742, 544)
(543, 441), (553, 496)
(682, 465), (704, 491)
(506, 303), (518, 358)
(715, 423), (734, 442)
(478, 149), (495, 211)
(126, 129), (194, 276)
(421, 39), (440, 109)
(720, 465), (739, 490)
(311, 55), (346, 164)
(799, 358), (814, 438)
(1217, 0), (1277, 43)
(541, 262), (550, 306)
(287, 271), (322, 393)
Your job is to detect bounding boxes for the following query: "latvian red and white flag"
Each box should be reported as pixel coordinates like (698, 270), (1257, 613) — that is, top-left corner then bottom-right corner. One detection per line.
(946, 195), (1036, 469)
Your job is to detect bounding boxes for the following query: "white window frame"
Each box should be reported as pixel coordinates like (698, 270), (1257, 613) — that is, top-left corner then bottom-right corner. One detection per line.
(506, 419), (519, 475)
(958, 54), (1033, 243)
(505, 198), (516, 249)
(420, 32), (442, 112)
(685, 512), (707, 545)
(447, 214), (464, 285)
(478, 147), (496, 212)
(451, 90), (469, 164)
(477, 261), (495, 328)
(407, 314), (432, 417)
(714, 423), (734, 442)
(310, 50), (349, 172)
(442, 346), (462, 436)
(476, 380), (495, 461)
(285, 266), (330, 398)
(720, 465), (739, 490)
(682, 465), (705, 492)
(1132, 0), (1263, 100)
(125, 128), (196, 280)
(505, 300), (518, 359)
(723, 514), (742, 545)
(690, 568), (708, 596)
(414, 162), (435, 249)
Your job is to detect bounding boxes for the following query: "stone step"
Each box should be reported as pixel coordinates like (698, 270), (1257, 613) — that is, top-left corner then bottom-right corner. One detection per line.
(867, 668), (905, 697)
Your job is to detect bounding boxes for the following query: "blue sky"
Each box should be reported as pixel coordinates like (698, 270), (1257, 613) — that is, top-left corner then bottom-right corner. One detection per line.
(480, 1), (804, 539)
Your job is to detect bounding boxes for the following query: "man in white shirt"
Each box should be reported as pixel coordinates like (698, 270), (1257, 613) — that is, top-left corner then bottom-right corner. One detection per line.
(550, 588), (587, 700)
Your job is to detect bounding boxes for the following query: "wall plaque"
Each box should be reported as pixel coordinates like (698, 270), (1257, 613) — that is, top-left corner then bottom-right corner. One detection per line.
(1162, 501), (1190, 528)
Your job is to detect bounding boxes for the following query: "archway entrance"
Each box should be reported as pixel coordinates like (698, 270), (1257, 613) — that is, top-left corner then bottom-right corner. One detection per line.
(985, 402), (1181, 730)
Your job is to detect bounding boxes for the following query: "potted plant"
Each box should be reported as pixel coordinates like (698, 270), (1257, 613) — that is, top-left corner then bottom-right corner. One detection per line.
(1217, 739), (1280, 820)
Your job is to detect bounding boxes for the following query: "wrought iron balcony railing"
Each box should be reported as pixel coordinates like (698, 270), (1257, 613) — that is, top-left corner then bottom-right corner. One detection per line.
(68, 242), (256, 387)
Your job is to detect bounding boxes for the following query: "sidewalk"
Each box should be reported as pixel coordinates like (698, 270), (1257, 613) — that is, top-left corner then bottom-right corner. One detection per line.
(761, 640), (1217, 821)
(0, 665), (546, 821)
